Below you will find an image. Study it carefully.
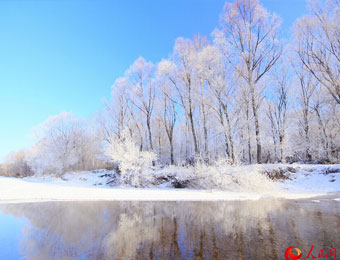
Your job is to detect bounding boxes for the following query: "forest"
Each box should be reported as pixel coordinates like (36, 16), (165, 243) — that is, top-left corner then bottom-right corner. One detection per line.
(1, 0), (340, 181)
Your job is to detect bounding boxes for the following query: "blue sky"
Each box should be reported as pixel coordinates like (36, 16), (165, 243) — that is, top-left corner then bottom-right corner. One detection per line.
(0, 0), (308, 161)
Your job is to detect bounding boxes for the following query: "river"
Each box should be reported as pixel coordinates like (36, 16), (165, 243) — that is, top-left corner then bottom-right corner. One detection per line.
(0, 195), (339, 259)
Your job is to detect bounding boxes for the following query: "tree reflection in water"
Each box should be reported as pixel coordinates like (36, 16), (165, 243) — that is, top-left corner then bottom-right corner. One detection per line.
(0, 198), (339, 260)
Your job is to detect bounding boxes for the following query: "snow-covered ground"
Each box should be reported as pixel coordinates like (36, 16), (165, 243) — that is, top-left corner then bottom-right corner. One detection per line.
(0, 164), (339, 203)
(278, 164), (340, 192)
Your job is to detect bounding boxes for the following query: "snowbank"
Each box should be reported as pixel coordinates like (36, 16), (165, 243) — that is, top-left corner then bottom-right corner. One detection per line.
(278, 163), (340, 193)
(0, 176), (327, 203)
(153, 163), (279, 193)
(0, 163), (339, 203)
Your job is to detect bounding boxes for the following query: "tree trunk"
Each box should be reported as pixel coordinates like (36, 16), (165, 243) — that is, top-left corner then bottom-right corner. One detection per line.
(279, 134), (284, 163)
(146, 115), (153, 151)
(188, 110), (199, 157)
(315, 108), (330, 161)
(222, 104), (235, 164)
(218, 106), (230, 158)
(202, 105), (208, 157)
(187, 79), (199, 159)
(170, 137), (174, 165)
(303, 108), (312, 161)
(250, 86), (262, 164)
(200, 79), (208, 159)
(246, 104), (252, 164)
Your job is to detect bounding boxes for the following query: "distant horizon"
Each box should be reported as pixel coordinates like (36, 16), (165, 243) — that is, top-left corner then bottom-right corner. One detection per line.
(0, 0), (308, 161)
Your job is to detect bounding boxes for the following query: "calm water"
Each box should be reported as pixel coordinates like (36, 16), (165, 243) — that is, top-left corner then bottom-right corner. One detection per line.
(0, 197), (339, 260)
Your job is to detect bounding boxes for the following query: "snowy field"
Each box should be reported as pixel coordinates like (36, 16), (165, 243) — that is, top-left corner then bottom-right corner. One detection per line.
(0, 164), (339, 203)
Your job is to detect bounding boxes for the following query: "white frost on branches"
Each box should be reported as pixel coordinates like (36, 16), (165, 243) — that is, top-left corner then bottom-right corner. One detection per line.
(105, 130), (156, 186)
(27, 112), (101, 176)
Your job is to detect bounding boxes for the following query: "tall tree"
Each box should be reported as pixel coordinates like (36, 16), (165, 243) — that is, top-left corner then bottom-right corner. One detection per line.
(294, 0), (340, 104)
(157, 60), (178, 164)
(214, 0), (282, 163)
(126, 57), (156, 151)
(193, 35), (210, 160)
(172, 38), (199, 159)
(266, 63), (289, 162)
(99, 77), (130, 144)
(293, 62), (317, 161)
(198, 44), (236, 164)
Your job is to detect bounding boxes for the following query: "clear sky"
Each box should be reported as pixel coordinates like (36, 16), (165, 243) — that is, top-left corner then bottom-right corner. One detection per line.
(0, 0), (308, 161)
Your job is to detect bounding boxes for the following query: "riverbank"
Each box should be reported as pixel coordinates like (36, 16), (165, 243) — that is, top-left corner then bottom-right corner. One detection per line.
(0, 163), (339, 203)
(0, 176), (331, 203)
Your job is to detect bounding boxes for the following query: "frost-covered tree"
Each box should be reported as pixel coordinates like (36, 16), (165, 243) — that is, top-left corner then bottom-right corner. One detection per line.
(198, 44), (236, 164)
(1, 150), (33, 177)
(126, 57), (156, 152)
(266, 61), (290, 162)
(157, 60), (178, 164)
(294, 0), (340, 104)
(102, 77), (130, 142)
(291, 60), (318, 161)
(214, 0), (282, 163)
(172, 38), (200, 159)
(27, 112), (101, 175)
(192, 35), (211, 160)
(105, 130), (156, 186)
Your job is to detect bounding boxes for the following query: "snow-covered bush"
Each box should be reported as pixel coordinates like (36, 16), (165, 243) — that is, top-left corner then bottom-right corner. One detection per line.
(196, 161), (278, 193)
(154, 159), (278, 193)
(105, 130), (156, 186)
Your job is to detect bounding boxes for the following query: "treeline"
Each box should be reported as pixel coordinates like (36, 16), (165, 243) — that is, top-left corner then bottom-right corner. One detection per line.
(1, 0), (340, 176)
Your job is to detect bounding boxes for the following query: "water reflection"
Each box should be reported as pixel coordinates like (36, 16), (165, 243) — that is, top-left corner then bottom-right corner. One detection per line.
(0, 198), (339, 260)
